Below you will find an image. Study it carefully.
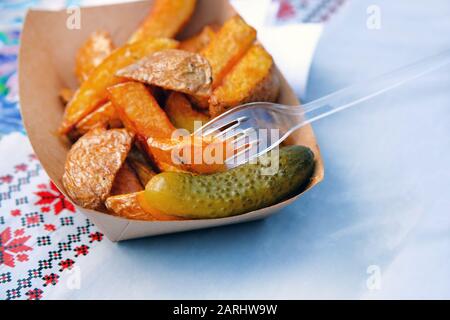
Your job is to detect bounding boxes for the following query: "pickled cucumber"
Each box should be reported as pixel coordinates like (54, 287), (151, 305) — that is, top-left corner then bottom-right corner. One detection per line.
(144, 145), (315, 219)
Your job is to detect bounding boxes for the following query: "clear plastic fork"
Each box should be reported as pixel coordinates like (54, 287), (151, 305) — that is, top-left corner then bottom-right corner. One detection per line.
(194, 49), (450, 168)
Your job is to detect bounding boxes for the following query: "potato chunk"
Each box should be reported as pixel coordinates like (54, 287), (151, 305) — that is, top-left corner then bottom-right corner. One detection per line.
(210, 45), (280, 117)
(62, 128), (134, 209)
(110, 161), (143, 196)
(179, 25), (216, 52)
(127, 149), (157, 186)
(106, 192), (151, 220)
(59, 37), (178, 134)
(107, 82), (178, 171)
(117, 49), (212, 98)
(75, 102), (121, 134)
(128, 0), (196, 43)
(75, 31), (114, 83)
(201, 15), (256, 88)
(165, 92), (209, 133)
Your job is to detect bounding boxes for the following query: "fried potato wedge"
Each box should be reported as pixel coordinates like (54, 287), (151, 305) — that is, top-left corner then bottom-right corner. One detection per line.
(210, 45), (280, 117)
(59, 37), (178, 134)
(179, 25), (216, 52)
(110, 161), (143, 196)
(117, 49), (212, 98)
(106, 192), (151, 220)
(127, 148), (157, 185)
(108, 82), (175, 138)
(128, 158), (156, 185)
(147, 136), (229, 174)
(59, 88), (74, 105)
(106, 191), (184, 221)
(62, 128), (134, 209)
(75, 102), (121, 134)
(107, 82), (180, 171)
(201, 15), (256, 88)
(128, 0), (196, 43)
(75, 31), (114, 83)
(166, 92), (209, 133)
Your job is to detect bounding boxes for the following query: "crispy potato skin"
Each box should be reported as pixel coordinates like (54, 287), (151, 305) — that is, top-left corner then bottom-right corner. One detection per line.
(106, 192), (152, 220)
(110, 161), (143, 196)
(75, 101), (121, 134)
(129, 0), (196, 43)
(107, 82), (180, 171)
(166, 92), (209, 133)
(59, 37), (178, 134)
(117, 49), (212, 98)
(62, 128), (134, 209)
(75, 31), (114, 83)
(210, 45), (280, 117)
(179, 25), (216, 52)
(201, 15), (256, 88)
(106, 191), (184, 221)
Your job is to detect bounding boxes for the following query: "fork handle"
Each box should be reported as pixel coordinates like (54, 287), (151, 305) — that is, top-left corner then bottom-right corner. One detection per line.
(290, 49), (450, 130)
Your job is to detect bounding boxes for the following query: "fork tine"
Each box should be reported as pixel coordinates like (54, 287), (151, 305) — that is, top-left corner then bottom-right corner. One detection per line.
(201, 116), (249, 137)
(222, 127), (254, 143)
(212, 121), (241, 140)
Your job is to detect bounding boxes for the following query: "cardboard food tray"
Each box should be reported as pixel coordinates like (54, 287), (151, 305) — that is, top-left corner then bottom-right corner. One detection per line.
(19, 0), (324, 241)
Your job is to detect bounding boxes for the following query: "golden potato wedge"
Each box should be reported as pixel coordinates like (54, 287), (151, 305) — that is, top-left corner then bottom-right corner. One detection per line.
(107, 82), (180, 171)
(147, 135), (229, 174)
(128, 0), (196, 43)
(117, 49), (212, 98)
(75, 31), (114, 83)
(106, 192), (152, 220)
(59, 37), (178, 134)
(105, 191), (184, 221)
(108, 82), (175, 138)
(62, 128), (134, 209)
(179, 25), (216, 52)
(110, 161), (143, 196)
(75, 101), (122, 135)
(128, 159), (156, 185)
(59, 88), (74, 105)
(165, 92), (209, 133)
(201, 15), (257, 88)
(210, 44), (280, 117)
(127, 148), (157, 185)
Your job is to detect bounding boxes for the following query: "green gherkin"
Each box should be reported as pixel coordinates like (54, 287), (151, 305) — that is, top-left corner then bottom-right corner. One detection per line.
(145, 145), (315, 219)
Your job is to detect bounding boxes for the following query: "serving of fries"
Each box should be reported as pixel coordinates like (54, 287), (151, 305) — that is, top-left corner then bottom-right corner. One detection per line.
(56, 0), (296, 222)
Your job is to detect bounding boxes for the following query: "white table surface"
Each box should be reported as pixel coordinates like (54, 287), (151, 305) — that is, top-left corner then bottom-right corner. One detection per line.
(46, 0), (450, 299)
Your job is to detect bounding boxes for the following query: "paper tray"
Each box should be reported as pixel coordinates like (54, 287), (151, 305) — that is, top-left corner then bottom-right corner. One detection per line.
(19, 0), (324, 241)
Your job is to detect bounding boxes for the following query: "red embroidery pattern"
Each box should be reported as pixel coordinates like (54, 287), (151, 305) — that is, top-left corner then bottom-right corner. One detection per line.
(0, 227), (32, 267)
(1, 154), (104, 300)
(34, 182), (75, 215)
